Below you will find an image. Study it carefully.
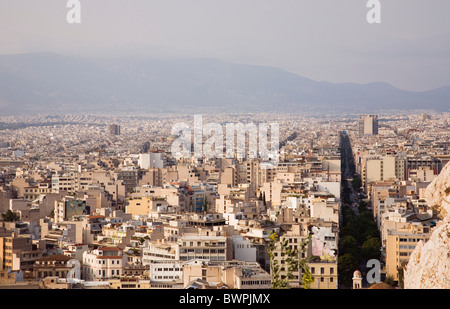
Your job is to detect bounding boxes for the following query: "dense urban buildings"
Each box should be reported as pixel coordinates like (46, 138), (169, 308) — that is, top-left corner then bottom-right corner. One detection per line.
(0, 111), (448, 289)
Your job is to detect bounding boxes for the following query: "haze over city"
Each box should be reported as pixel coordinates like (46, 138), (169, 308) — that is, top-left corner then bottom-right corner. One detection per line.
(1, 0), (450, 92)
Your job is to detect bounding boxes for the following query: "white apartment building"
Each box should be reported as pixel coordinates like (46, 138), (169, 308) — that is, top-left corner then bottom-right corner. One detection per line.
(149, 260), (183, 282)
(142, 241), (178, 264)
(232, 235), (257, 262)
(82, 246), (127, 281)
(138, 153), (164, 169)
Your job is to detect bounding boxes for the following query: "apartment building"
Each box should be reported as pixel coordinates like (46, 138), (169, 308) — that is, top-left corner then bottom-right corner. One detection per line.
(358, 114), (379, 136)
(33, 254), (73, 281)
(309, 260), (338, 289)
(142, 240), (178, 264)
(23, 181), (52, 201)
(385, 223), (432, 281)
(363, 156), (405, 190)
(0, 233), (43, 273)
(182, 259), (271, 289)
(82, 246), (127, 281)
(310, 197), (340, 224)
(148, 260), (183, 282)
(54, 197), (90, 223)
(126, 195), (169, 217)
(177, 235), (231, 262)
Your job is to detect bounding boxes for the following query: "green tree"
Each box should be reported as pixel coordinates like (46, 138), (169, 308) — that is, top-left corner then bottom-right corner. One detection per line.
(338, 253), (359, 288)
(1, 210), (20, 222)
(362, 236), (381, 261)
(267, 231), (312, 289)
(384, 274), (396, 287)
(351, 176), (362, 191)
(339, 235), (360, 260)
(203, 196), (209, 212)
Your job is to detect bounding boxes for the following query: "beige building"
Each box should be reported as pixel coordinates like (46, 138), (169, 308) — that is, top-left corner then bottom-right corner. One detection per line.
(126, 196), (169, 217)
(183, 259), (271, 289)
(385, 223), (431, 281)
(142, 240), (178, 264)
(108, 277), (152, 289)
(33, 254), (73, 281)
(23, 181), (52, 201)
(309, 260), (338, 289)
(310, 197), (340, 224)
(82, 246), (127, 281)
(363, 156), (405, 189)
(177, 235), (231, 262)
(0, 233), (43, 273)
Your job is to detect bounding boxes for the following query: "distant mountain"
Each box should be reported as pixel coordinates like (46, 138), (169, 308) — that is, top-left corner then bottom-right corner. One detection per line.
(0, 52), (448, 115)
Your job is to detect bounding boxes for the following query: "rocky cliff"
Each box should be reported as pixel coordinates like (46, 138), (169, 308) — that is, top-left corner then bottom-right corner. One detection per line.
(404, 162), (450, 289)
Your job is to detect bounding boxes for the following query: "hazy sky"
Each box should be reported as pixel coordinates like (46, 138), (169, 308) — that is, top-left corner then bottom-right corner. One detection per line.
(1, 0), (449, 91)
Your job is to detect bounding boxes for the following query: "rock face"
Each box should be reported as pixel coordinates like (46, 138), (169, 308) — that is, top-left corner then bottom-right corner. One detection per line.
(404, 162), (450, 289)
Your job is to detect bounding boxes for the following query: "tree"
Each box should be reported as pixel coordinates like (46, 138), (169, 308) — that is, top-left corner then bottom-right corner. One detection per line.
(1, 209), (20, 222)
(338, 253), (359, 288)
(384, 274), (396, 287)
(362, 236), (381, 261)
(2, 210), (19, 222)
(267, 231), (312, 289)
(351, 176), (362, 191)
(339, 235), (361, 260)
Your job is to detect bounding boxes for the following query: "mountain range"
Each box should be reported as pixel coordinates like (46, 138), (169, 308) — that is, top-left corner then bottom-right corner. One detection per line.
(0, 52), (448, 115)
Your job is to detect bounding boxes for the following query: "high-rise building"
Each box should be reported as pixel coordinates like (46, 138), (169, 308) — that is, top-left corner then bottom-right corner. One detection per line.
(138, 152), (164, 169)
(108, 124), (121, 136)
(358, 115), (378, 136)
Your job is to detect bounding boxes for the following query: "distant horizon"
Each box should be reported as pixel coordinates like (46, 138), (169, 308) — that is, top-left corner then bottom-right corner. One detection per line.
(1, 50), (449, 94)
(1, 1), (449, 92)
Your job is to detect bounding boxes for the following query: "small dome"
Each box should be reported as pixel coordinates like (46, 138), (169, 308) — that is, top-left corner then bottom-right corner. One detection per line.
(353, 270), (362, 278)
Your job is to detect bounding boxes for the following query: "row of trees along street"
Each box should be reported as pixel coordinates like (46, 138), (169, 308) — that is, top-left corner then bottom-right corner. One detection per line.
(338, 131), (381, 288)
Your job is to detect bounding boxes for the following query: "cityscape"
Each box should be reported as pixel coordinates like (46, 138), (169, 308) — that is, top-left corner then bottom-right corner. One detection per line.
(0, 0), (449, 298)
(0, 111), (448, 290)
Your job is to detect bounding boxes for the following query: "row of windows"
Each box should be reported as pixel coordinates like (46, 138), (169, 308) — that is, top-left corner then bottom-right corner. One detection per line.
(84, 268), (122, 277)
(180, 249), (225, 254)
(154, 275), (180, 280)
(399, 245), (416, 250)
(143, 252), (175, 259)
(155, 268), (182, 272)
(399, 238), (426, 243)
(310, 267), (335, 275)
(274, 251), (306, 258)
(84, 259), (121, 265)
(241, 280), (271, 286)
(182, 242), (226, 247)
(236, 244), (251, 249)
(180, 256), (225, 261)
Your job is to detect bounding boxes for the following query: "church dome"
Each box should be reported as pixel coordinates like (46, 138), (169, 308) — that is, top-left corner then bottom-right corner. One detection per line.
(353, 270), (362, 278)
